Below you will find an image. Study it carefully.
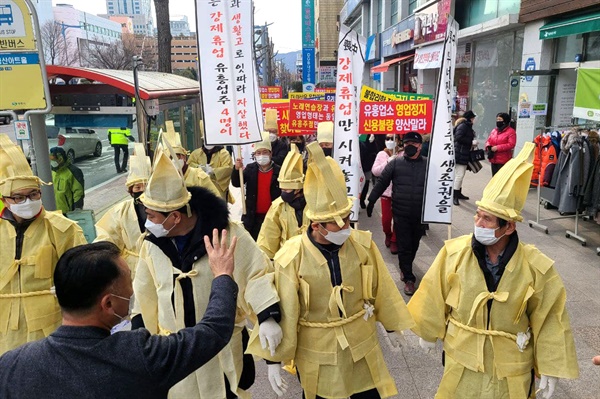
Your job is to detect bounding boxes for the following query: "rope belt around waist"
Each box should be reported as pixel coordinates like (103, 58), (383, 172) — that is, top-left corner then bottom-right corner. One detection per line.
(449, 317), (517, 340)
(298, 308), (366, 328)
(0, 290), (54, 299)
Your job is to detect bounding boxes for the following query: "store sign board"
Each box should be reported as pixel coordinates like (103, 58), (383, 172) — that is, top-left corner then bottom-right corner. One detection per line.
(0, 0), (36, 50)
(531, 103), (548, 116)
(456, 44), (471, 69)
(413, 0), (451, 46)
(302, 0), (315, 48)
(302, 47), (316, 87)
(414, 42), (443, 69)
(574, 68), (600, 121)
(318, 66), (336, 82)
(381, 15), (415, 57)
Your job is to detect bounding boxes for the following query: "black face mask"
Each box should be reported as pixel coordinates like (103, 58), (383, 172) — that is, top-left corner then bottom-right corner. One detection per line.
(292, 143), (305, 153)
(323, 148), (333, 157)
(404, 145), (418, 157)
(280, 191), (296, 203)
(131, 191), (143, 204)
(496, 121), (507, 129)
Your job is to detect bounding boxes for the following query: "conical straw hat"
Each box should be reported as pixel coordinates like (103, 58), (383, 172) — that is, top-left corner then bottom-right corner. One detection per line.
(278, 144), (304, 189)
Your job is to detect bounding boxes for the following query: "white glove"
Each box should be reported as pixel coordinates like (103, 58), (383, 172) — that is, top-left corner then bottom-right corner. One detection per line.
(386, 331), (406, 351)
(259, 317), (283, 357)
(203, 164), (214, 175)
(538, 375), (557, 399)
(419, 338), (436, 354)
(369, 134), (375, 143)
(472, 139), (479, 146)
(267, 363), (288, 396)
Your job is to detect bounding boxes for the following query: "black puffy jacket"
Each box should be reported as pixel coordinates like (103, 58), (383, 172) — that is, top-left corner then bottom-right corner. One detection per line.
(368, 154), (427, 220)
(454, 118), (475, 165)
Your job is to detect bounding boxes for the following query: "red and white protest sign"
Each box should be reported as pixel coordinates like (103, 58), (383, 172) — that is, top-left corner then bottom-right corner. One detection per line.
(197, 0), (263, 145)
(261, 100), (303, 136)
(288, 99), (334, 132)
(358, 100), (433, 134)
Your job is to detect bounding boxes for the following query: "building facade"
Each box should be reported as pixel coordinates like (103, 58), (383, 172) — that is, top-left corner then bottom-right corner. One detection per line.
(171, 36), (198, 72)
(170, 15), (191, 38)
(315, 0), (344, 86)
(53, 4), (122, 67)
(105, 0), (153, 36)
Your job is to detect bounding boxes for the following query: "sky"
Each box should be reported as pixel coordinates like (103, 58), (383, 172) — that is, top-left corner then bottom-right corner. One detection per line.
(52, 0), (302, 53)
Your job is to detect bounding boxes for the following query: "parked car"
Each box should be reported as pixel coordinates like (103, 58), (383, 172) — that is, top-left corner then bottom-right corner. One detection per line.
(49, 128), (103, 163)
(0, 114), (12, 124)
(45, 115), (60, 138)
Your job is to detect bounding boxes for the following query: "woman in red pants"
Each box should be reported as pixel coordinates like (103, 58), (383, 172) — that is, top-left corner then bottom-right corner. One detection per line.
(371, 134), (401, 254)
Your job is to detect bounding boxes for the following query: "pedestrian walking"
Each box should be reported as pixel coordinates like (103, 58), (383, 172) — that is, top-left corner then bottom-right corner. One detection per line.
(453, 110), (477, 205)
(108, 126), (134, 173)
(359, 134), (379, 209)
(367, 132), (427, 296)
(231, 132), (281, 239)
(486, 112), (517, 176)
(247, 142), (414, 399)
(408, 143), (579, 399)
(0, 135), (86, 356)
(49, 146), (85, 214)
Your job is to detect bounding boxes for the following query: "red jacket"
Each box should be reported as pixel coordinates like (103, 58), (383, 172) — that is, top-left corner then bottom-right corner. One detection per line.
(485, 126), (516, 165)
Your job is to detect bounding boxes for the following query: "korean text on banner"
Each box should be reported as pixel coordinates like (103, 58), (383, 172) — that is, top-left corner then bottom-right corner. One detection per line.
(422, 16), (459, 225)
(197, 0), (263, 145)
(259, 86), (283, 99)
(334, 25), (366, 223)
(289, 92), (324, 100)
(261, 100), (304, 136)
(358, 100), (433, 134)
(289, 99), (335, 132)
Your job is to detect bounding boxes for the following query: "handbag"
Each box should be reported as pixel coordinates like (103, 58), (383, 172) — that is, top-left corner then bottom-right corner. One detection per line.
(470, 148), (485, 162)
(467, 159), (483, 174)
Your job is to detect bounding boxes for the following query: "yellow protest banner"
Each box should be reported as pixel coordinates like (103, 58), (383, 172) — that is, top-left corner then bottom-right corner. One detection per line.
(360, 86), (398, 102)
(288, 92), (323, 100)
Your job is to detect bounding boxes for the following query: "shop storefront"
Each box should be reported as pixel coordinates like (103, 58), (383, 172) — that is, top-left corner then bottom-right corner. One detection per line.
(376, 15), (416, 92)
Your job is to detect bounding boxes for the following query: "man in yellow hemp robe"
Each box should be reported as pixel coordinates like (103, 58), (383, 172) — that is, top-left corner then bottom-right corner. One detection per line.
(0, 134), (86, 355)
(407, 143), (579, 399)
(248, 142), (415, 399)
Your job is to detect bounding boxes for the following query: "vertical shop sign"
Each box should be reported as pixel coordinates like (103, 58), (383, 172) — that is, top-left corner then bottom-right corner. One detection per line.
(302, 47), (316, 91)
(413, 0), (451, 45)
(302, 0), (315, 47)
(334, 24), (366, 222)
(422, 16), (458, 224)
(197, 0), (263, 145)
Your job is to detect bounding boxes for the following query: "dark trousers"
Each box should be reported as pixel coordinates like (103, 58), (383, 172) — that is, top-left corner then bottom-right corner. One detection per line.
(113, 144), (129, 172)
(394, 217), (425, 283)
(244, 213), (266, 240)
(491, 163), (504, 176)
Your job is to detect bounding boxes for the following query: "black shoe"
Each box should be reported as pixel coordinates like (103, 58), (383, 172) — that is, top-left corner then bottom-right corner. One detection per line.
(360, 199), (366, 209)
(453, 195), (460, 206)
(457, 189), (469, 200)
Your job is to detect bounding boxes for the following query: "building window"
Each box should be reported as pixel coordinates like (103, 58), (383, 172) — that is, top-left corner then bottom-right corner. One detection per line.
(584, 31), (600, 61)
(409, 0), (418, 14)
(555, 34), (584, 63)
(377, 0), (383, 33)
(390, 0), (399, 26)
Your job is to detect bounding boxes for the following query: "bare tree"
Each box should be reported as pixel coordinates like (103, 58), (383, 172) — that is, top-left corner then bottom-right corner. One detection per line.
(153, 0), (172, 73)
(41, 21), (75, 65)
(87, 34), (136, 70)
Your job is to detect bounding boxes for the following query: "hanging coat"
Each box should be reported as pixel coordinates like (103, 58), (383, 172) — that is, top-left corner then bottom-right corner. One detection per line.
(531, 135), (558, 188)
(552, 133), (591, 213)
(407, 234), (579, 399)
(257, 197), (309, 259)
(133, 215), (279, 399)
(247, 229), (415, 399)
(0, 209), (86, 355)
(183, 166), (221, 197)
(94, 198), (146, 278)
(188, 147), (235, 203)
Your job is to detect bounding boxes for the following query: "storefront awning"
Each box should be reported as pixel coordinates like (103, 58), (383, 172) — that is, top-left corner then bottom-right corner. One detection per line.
(539, 12), (600, 40)
(371, 54), (414, 74)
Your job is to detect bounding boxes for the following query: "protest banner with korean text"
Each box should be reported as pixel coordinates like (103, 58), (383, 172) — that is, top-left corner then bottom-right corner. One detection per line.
(288, 92), (324, 100)
(422, 16), (459, 224)
(334, 25), (366, 222)
(261, 100), (304, 136)
(358, 100), (433, 134)
(197, 0), (263, 145)
(288, 99), (334, 133)
(259, 86), (283, 99)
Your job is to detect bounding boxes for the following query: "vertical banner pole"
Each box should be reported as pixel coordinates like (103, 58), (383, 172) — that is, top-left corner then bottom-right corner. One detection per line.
(237, 145), (247, 215)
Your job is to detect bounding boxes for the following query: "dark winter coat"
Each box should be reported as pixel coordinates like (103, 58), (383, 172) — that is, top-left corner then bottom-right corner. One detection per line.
(271, 138), (290, 167)
(368, 154), (427, 221)
(0, 275), (238, 399)
(453, 118), (475, 165)
(231, 162), (281, 231)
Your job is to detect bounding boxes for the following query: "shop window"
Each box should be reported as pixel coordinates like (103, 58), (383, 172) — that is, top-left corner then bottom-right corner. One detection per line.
(584, 31), (600, 61)
(455, 0), (520, 29)
(554, 34), (584, 63)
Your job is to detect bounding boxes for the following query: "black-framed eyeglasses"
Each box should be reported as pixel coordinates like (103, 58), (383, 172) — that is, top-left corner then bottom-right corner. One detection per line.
(385, 137), (395, 141)
(4, 191), (42, 204)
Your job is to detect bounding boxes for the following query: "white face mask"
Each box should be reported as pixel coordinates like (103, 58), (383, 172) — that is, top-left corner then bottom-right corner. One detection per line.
(145, 214), (175, 238)
(204, 145), (215, 150)
(50, 160), (59, 168)
(255, 155), (271, 166)
(385, 140), (396, 150)
(474, 224), (505, 246)
(319, 225), (351, 246)
(9, 199), (43, 220)
(269, 133), (278, 142)
(111, 292), (135, 322)
(177, 159), (185, 169)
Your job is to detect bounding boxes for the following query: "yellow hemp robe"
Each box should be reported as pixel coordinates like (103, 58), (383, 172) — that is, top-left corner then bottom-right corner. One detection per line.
(94, 198), (144, 278)
(257, 197), (309, 259)
(0, 210), (86, 355)
(183, 166), (221, 197)
(188, 148), (234, 203)
(133, 221), (279, 399)
(407, 235), (579, 399)
(247, 229), (415, 399)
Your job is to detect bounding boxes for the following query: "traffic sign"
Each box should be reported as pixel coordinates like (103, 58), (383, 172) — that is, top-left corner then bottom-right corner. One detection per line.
(0, 0), (36, 50)
(14, 120), (30, 140)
